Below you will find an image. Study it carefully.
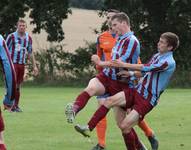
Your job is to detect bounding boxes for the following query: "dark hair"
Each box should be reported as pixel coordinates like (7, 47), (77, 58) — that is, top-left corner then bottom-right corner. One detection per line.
(107, 9), (120, 13)
(111, 12), (130, 26)
(161, 32), (179, 50)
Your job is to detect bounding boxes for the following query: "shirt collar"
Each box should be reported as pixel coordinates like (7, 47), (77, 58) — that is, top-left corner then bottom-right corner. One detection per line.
(15, 30), (26, 38)
(159, 51), (173, 58)
(118, 31), (134, 40)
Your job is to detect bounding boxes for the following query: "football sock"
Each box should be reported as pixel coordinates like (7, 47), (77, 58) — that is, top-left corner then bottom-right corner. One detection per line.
(0, 144), (7, 150)
(122, 129), (137, 150)
(96, 116), (107, 147)
(88, 105), (109, 131)
(73, 91), (90, 114)
(14, 89), (20, 108)
(138, 119), (153, 137)
(0, 109), (5, 132)
(131, 128), (142, 149)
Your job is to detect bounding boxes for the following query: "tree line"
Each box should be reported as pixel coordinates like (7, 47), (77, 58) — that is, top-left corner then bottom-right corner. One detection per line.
(0, 0), (191, 87)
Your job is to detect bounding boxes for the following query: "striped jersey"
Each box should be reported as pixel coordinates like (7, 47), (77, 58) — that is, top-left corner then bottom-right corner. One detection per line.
(0, 35), (16, 104)
(103, 31), (140, 87)
(136, 51), (176, 106)
(6, 31), (32, 64)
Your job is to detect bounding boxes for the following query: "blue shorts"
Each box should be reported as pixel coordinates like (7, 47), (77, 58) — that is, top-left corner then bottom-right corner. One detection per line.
(96, 93), (110, 101)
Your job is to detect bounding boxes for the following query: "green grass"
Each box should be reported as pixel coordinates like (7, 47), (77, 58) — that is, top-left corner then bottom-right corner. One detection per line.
(1, 87), (191, 150)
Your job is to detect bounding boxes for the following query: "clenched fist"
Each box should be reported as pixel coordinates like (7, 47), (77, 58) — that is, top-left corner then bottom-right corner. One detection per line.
(91, 55), (100, 65)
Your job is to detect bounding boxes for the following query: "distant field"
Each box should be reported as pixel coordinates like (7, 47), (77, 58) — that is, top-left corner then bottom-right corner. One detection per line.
(1, 87), (191, 150)
(26, 8), (105, 52)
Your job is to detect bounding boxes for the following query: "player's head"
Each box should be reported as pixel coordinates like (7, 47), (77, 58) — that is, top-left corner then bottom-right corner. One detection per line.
(158, 32), (179, 53)
(106, 9), (120, 23)
(17, 19), (27, 34)
(102, 9), (120, 31)
(110, 12), (130, 35)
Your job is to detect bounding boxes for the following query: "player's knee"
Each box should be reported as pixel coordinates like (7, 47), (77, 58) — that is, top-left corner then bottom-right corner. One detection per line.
(116, 121), (122, 129)
(121, 128), (131, 134)
(98, 100), (104, 105)
(118, 122), (126, 131)
(84, 87), (96, 96)
(103, 97), (114, 108)
(119, 120), (132, 133)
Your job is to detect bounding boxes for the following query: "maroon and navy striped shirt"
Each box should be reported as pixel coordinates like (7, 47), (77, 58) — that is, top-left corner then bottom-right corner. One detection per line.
(6, 31), (32, 64)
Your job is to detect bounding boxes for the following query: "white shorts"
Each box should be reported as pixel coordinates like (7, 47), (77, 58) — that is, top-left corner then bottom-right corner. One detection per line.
(96, 93), (110, 101)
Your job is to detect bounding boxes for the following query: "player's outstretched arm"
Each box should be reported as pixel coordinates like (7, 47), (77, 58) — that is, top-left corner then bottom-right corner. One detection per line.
(117, 70), (142, 78)
(91, 54), (112, 68)
(111, 59), (143, 71)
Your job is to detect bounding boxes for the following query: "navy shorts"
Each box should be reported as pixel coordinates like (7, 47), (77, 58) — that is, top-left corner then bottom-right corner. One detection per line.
(96, 93), (110, 100)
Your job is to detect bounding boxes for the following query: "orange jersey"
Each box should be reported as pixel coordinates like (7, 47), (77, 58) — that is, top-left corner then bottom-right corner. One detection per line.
(96, 31), (117, 61)
(138, 57), (142, 64)
(96, 31), (117, 72)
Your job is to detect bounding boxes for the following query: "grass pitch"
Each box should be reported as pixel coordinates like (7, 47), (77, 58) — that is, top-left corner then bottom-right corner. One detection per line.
(2, 87), (191, 150)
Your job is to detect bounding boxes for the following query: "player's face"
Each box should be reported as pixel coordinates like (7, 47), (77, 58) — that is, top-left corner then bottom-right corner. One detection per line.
(17, 22), (26, 34)
(111, 18), (123, 35)
(157, 37), (172, 54)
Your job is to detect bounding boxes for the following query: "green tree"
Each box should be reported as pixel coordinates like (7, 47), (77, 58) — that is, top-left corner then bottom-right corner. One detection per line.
(102, 0), (191, 70)
(0, 0), (28, 35)
(0, 0), (71, 42)
(70, 0), (104, 10)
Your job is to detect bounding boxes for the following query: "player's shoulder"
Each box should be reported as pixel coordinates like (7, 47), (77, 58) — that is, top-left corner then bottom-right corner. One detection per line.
(7, 32), (15, 38)
(0, 35), (4, 46)
(130, 34), (140, 43)
(0, 34), (3, 40)
(26, 32), (32, 40)
(99, 31), (111, 37)
(166, 52), (176, 65)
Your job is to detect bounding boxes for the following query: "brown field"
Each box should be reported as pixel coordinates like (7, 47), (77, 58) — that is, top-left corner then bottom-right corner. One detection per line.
(26, 8), (105, 52)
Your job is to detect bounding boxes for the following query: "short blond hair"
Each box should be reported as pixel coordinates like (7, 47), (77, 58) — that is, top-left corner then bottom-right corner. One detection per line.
(17, 19), (26, 25)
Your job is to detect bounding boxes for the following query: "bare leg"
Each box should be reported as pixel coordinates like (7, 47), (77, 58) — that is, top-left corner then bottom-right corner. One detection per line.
(73, 77), (106, 114)
(118, 110), (140, 150)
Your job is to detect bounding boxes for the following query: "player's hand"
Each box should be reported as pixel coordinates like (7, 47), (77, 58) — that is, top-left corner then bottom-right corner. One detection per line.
(117, 70), (131, 77)
(91, 55), (100, 65)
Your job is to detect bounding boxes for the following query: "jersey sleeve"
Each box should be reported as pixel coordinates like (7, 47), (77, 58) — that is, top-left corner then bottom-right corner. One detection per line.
(6, 34), (13, 51)
(96, 36), (104, 72)
(0, 40), (16, 105)
(142, 61), (169, 72)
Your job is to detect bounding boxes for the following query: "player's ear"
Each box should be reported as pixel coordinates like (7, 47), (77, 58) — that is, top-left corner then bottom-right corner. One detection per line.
(167, 45), (173, 51)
